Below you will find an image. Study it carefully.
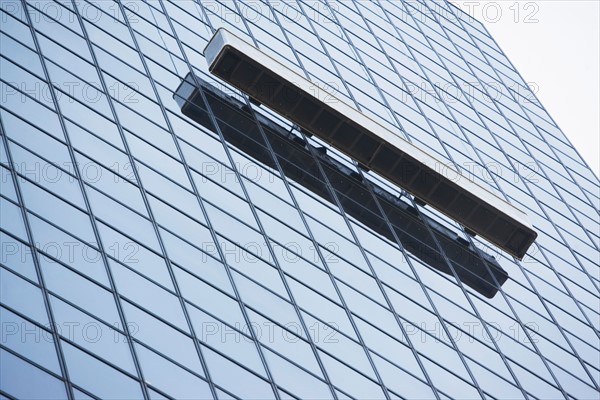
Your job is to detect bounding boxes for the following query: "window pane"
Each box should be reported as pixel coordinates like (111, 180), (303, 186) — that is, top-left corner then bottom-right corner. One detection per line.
(62, 340), (143, 400)
(0, 266), (48, 326)
(135, 343), (212, 400)
(0, 349), (67, 400)
(0, 231), (37, 282)
(39, 256), (120, 324)
(0, 306), (61, 374)
(202, 344), (275, 400)
(49, 295), (137, 375)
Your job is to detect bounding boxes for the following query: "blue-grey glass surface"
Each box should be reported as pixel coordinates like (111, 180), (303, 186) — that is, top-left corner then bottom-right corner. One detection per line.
(1, 0), (598, 399)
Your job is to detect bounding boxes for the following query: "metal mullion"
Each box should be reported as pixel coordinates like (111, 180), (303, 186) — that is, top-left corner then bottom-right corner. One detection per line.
(67, 3), (136, 52)
(66, 34), (151, 99)
(566, 169), (600, 208)
(210, 385), (243, 400)
(135, 1), (289, 397)
(35, 283), (132, 339)
(189, 85), (303, 396)
(370, 311), (506, 392)
(502, 285), (600, 350)
(415, 0), (582, 329)
(130, 285), (327, 391)
(19, 109), (125, 162)
(0, 285), (58, 327)
(0, 78), (134, 184)
(184, 298), (336, 390)
(47, 55), (167, 128)
(6, 162), (89, 216)
(4, 138), (78, 183)
(359, 2), (539, 397)
(317, 206), (456, 296)
(1, 30), (43, 66)
(429, 2), (599, 392)
(38, 136), (584, 368)
(471, 22), (599, 213)
(545, 356), (600, 392)
(0, 6), (27, 29)
(18, 2), (152, 398)
(532, 181), (595, 231)
(346, 312), (451, 389)
(288, 177), (348, 216)
(21, 210), (155, 282)
(364, 256), (567, 370)
(260, 210), (398, 292)
(435, 320), (561, 391)
(288, 1), (364, 114)
(128, 336), (211, 382)
(73, 3), (205, 395)
(6, 25), (95, 77)
(438, 2), (600, 383)
(344, 154), (508, 395)
(240, 285), (408, 390)
(387, 2), (570, 395)
(242, 290), (403, 393)
(357, 3), (502, 195)
(159, 0), (210, 33)
(37, 264), (116, 310)
(0, 78), (56, 113)
(79, 1), (239, 397)
(0, 343), (66, 383)
(464, 26), (600, 255)
(3, 205), (106, 259)
(118, 296), (196, 339)
(2, 21), (73, 400)
(80, 1), (191, 81)
(438, 307), (594, 390)
(325, 2), (495, 397)
(57, 332), (142, 380)
(2, 75), (124, 144)
(194, 0), (373, 396)
(250, 7), (414, 398)
(0, 291), (171, 384)
(1, 76), (118, 140)
(139, 385), (176, 400)
(25, 1), (85, 40)
(268, 4), (450, 393)
(127, 151), (192, 192)
(78, 179), (155, 223)
(521, 260), (599, 318)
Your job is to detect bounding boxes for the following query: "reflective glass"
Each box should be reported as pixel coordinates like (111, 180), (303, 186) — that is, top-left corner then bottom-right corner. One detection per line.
(0, 348), (67, 400)
(1, 0), (598, 398)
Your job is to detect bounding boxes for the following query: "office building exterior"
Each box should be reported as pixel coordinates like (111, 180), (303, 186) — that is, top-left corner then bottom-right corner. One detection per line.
(1, 0), (598, 399)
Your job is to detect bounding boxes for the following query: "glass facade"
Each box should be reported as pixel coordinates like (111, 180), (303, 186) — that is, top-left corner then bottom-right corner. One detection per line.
(0, 1), (598, 399)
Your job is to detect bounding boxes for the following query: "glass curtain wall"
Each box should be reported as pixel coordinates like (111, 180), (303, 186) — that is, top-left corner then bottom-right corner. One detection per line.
(1, 1), (598, 399)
